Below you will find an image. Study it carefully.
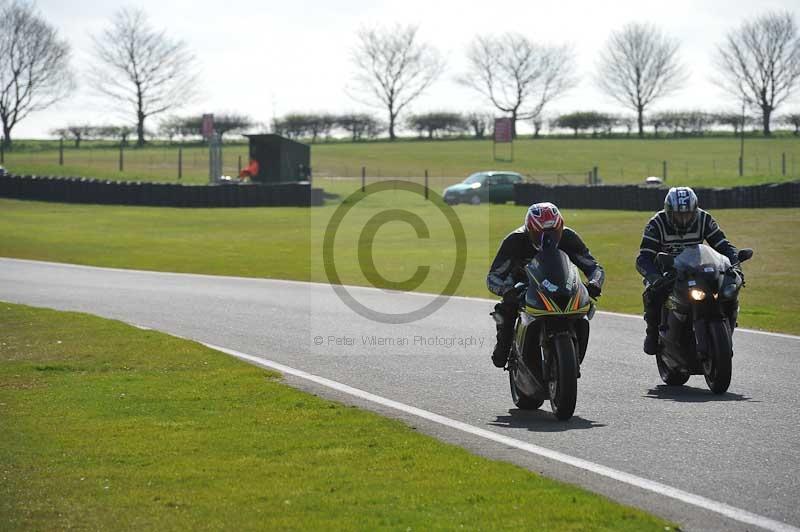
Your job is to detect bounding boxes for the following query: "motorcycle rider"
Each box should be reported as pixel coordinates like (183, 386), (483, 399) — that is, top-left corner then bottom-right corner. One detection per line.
(487, 202), (605, 368)
(636, 186), (742, 355)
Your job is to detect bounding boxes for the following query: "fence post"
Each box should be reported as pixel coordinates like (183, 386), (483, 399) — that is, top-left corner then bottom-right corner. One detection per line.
(59, 138), (64, 166)
(238, 155), (242, 176)
(782, 152), (786, 176)
(178, 147), (183, 180)
(424, 169), (429, 200)
(361, 166), (365, 192)
(662, 160), (668, 181)
(592, 166), (598, 185)
(119, 144), (124, 172)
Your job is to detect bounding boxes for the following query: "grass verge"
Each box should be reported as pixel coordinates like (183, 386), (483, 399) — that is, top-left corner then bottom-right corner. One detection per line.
(0, 302), (675, 530)
(1, 198), (796, 334)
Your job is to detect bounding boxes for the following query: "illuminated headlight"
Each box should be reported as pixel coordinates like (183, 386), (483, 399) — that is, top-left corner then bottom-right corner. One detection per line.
(689, 289), (706, 301)
(470, 183), (481, 189)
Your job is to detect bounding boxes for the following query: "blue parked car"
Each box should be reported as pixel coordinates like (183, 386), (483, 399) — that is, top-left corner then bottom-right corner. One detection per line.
(442, 171), (524, 205)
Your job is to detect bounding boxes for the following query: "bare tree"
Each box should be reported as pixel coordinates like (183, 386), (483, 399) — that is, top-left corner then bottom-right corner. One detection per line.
(596, 22), (687, 137)
(0, 0), (74, 149)
(50, 124), (93, 148)
(716, 11), (800, 136)
(460, 33), (576, 137)
(90, 7), (199, 147)
(465, 111), (493, 139)
(349, 24), (444, 140)
(779, 112), (800, 135)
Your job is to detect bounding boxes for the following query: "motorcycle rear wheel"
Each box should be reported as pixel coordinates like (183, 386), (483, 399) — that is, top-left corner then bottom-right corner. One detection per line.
(704, 321), (733, 394)
(656, 353), (690, 386)
(548, 335), (578, 421)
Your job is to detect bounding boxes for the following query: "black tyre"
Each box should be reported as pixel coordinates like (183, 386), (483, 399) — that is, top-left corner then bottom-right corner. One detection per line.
(704, 321), (732, 394)
(508, 355), (544, 410)
(656, 353), (690, 386)
(548, 335), (578, 421)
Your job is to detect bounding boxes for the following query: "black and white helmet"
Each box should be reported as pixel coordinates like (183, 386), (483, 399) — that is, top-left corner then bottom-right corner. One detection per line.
(664, 187), (698, 232)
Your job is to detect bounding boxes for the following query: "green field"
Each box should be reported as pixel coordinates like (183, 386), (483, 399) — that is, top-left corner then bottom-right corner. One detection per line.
(0, 302), (674, 530)
(2, 137), (799, 189)
(1, 198), (796, 334)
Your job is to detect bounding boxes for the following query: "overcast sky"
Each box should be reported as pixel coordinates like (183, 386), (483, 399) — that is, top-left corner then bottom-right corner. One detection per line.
(13, 0), (800, 138)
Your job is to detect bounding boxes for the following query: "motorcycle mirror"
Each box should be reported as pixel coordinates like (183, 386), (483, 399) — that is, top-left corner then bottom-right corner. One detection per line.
(737, 248), (754, 262)
(656, 253), (674, 271)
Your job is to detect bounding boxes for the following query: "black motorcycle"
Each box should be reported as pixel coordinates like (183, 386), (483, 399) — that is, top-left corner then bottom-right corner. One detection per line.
(653, 244), (753, 394)
(507, 237), (595, 421)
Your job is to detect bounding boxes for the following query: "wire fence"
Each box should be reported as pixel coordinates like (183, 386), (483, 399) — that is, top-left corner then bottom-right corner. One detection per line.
(2, 144), (798, 189)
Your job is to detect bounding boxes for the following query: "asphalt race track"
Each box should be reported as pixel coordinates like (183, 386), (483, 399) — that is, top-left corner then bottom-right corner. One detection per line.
(1, 258), (798, 532)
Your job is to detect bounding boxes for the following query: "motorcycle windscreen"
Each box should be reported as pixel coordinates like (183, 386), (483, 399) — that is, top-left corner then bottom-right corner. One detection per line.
(674, 244), (731, 275)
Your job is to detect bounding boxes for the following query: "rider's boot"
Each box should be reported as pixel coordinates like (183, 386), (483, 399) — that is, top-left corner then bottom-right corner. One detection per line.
(643, 314), (660, 355)
(642, 290), (662, 356)
(490, 305), (514, 368)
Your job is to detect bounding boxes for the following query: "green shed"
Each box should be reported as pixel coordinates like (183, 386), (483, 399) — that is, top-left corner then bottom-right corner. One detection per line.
(244, 134), (311, 184)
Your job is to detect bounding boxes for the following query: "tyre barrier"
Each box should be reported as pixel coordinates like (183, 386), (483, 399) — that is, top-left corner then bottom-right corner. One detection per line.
(513, 181), (800, 210)
(0, 174), (324, 207)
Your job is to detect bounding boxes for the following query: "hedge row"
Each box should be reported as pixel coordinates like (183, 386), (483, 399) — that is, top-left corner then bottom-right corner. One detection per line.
(0, 174), (323, 207)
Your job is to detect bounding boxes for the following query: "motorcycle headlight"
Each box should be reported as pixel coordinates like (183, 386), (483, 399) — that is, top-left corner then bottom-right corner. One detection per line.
(689, 288), (706, 301)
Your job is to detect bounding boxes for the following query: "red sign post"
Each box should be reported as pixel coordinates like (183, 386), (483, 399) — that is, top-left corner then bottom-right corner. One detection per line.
(493, 117), (513, 161)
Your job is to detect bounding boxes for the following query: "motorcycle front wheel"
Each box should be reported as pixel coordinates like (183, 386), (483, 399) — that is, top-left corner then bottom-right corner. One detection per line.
(704, 320), (733, 394)
(548, 335), (578, 421)
(508, 351), (545, 410)
(656, 353), (690, 386)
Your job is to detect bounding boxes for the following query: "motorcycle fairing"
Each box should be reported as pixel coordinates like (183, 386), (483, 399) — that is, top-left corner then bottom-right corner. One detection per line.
(523, 247), (593, 317)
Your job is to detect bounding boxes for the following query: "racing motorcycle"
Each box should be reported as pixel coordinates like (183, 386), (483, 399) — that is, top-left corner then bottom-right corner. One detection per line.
(506, 236), (595, 421)
(653, 244), (753, 394)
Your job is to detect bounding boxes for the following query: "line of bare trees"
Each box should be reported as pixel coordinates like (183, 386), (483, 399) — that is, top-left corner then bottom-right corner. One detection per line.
(1, 2), (799, 150)
(551, 110), (800, 137)
(351, 14), (799, 141)
(1, 2), (197, 149)
(49, 124), (134, 148)
(272, 113), (385, 142)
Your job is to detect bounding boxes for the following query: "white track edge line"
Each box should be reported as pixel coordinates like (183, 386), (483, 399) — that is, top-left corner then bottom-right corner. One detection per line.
(3, 257), (797, 341)
(203, 341), (798, 532)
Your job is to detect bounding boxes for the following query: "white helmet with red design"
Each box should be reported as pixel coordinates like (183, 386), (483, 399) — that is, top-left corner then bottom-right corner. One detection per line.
(524, 202), (564, 250)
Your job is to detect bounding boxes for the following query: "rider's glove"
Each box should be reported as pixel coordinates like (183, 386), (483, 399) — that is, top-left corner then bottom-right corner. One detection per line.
(646, 273), (666, 293)
(502, 283), (527, 301)
(585, 280), (602, 299)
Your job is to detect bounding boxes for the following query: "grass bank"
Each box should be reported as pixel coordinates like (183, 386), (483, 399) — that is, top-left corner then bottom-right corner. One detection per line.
(0, 302), (674, 530)
(1, 198), (796, 334)
(2, 137), (799, 188)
